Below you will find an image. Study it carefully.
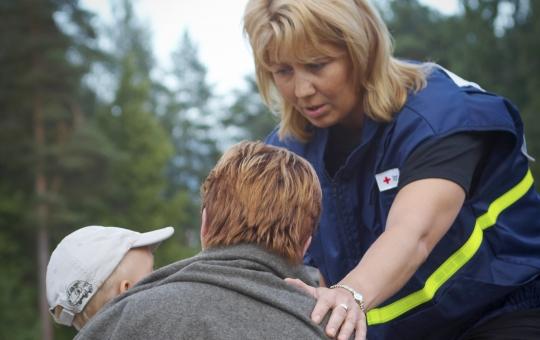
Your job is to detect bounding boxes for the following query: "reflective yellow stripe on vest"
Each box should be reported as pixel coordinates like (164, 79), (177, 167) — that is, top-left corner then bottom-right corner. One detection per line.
(367, 169), (534, 325)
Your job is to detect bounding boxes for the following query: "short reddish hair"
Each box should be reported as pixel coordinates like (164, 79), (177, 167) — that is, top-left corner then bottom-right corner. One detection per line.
(201, 141), (321, 263)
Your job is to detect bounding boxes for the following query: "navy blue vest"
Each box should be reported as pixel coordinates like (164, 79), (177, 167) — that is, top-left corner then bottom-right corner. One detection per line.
(266, 67), (540, 339)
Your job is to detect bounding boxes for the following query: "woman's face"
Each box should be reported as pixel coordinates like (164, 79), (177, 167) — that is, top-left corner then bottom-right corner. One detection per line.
(269, 45), (363, 129)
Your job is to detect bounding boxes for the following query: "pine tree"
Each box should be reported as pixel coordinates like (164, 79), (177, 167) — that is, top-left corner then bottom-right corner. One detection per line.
(499, 0), (540, 177)
(95, 0), (173, 229)
(161, 31), (220, 199)
(225, 76), (278, 142)
(0, 0), (100, 339)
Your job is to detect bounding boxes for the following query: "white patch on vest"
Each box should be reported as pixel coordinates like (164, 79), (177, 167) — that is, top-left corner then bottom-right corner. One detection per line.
(438, 66), (484, 91)
(522, 134), (536, 161)
(437, 66), (533, 163)
(375, 168), (400, 192)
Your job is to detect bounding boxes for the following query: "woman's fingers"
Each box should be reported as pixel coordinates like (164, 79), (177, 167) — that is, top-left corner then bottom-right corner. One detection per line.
(311, 291), (334, 323)
(284, 278), (338, 323)
(284, 278), (317, 297)
(326, 302), (353, 338)
(337, 304), (359, 340)
(285, 278), (367, 339)
(355, 312), (367, 340)
(316, 288), (366, 340)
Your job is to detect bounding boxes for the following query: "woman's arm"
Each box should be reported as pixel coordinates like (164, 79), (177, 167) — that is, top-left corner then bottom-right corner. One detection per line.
(340, 178), (465, 309)
(290, 178), (465, 340)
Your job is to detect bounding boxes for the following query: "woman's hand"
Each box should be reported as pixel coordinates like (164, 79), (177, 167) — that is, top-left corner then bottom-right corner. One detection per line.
(286, 278), (367, 340)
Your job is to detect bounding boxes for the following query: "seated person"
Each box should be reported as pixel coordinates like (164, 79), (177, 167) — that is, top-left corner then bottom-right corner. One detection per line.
(46, 225), (174, 330)
(76, 141), (330, 339)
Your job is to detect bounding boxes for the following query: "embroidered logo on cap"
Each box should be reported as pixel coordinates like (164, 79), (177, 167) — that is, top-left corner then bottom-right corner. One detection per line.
(66, 280), (93, 307)
(375, 168), (400, 192)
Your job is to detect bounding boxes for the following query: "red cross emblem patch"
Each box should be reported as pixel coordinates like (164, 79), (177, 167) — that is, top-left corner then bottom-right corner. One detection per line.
(375, 168), (400, 192)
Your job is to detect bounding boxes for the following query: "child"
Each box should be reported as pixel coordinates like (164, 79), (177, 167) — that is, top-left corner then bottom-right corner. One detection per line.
(46, 225), (174, 330)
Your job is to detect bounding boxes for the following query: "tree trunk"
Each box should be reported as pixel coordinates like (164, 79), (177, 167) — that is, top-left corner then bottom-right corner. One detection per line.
(37, 213), (52, 340)
(33, 94), (53, 340)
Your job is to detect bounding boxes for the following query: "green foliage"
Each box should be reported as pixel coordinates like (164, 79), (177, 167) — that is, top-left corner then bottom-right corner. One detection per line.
(0, 0), (198, 338)
(384, 0), (453, 65)
(498, 0), (540, 177)
(386, 0), (540, 179)
(0, 203), (39, 340)
(225, 76), (278, 142)
(96, 56), (173, 228)
(160, 31), (221, 204)
(0, 0), (102, 338)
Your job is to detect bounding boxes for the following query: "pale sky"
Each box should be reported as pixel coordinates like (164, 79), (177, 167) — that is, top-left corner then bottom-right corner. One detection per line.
(81, 0), (459, 96)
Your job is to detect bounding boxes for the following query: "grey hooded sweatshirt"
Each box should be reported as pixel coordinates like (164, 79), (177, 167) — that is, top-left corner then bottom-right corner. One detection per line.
(75, 244), (330, 340)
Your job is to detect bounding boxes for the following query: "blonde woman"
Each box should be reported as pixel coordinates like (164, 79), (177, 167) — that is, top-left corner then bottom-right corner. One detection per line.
(243, 0), (540, 339)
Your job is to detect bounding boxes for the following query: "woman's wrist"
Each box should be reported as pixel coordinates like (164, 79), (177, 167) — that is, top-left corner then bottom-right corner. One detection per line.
(329, 284), (366, 314)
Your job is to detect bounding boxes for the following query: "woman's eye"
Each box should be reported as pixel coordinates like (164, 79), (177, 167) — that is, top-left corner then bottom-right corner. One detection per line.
(306, 62), (327, 71)
(274, 66), (293, 76)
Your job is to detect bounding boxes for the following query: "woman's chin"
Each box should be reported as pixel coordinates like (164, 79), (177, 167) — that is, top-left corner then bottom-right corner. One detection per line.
(306, 118), (337, 129)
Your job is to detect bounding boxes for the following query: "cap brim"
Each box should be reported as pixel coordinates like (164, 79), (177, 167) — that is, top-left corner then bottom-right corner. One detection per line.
(132, 226), (175, 248)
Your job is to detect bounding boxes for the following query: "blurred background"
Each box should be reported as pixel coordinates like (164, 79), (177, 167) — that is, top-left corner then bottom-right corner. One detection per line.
(0, 0), (538, 339)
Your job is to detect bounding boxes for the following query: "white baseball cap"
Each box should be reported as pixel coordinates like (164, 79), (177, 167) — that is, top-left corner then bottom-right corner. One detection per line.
(46, 225), (174, 326)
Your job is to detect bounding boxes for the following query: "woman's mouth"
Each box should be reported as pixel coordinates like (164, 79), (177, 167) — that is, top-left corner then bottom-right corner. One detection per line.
(303, 104), (327, 118)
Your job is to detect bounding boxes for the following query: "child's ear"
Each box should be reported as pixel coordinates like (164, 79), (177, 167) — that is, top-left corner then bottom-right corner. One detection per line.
(119, 280), (131, 294)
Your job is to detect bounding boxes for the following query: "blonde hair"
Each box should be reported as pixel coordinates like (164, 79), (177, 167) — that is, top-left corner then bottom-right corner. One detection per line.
(243, 0), (432, 141)
(53, 254), (135, 330)
(201, 141), (321, 263)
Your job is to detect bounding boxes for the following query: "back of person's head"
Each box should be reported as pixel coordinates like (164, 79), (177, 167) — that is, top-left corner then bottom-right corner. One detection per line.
(243, 0), (429, 141)
(200, 141), (321, 264)
(46, 225), (174, 330)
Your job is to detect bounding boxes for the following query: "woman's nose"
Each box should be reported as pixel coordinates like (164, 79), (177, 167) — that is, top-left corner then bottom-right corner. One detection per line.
(294, 75), (316, 98)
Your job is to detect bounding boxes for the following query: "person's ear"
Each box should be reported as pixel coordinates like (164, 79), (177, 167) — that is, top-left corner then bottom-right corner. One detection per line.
(119, 280), (131, 294)
(302, 236), (312, 256)
(200, 208), (208, 248)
